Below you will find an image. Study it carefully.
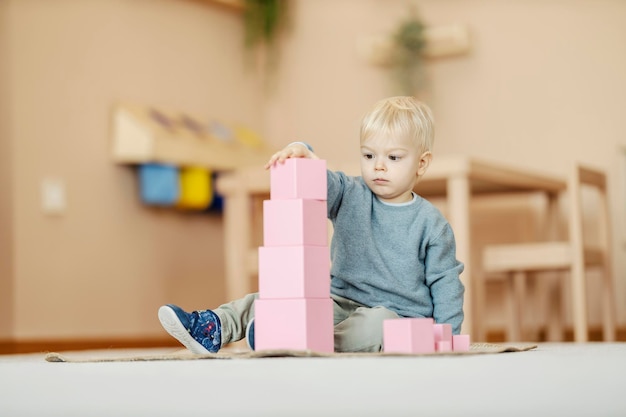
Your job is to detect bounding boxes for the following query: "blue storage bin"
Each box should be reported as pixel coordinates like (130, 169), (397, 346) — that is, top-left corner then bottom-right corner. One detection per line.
(139, 163), (180, 206)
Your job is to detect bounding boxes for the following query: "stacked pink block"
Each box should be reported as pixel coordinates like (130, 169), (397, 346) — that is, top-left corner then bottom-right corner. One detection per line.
(254, 158), (334, 352)
(383, 318), (471, 354)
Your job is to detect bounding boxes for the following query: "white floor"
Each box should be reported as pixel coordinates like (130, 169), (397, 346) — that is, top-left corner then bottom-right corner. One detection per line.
(1, 343), (625, 417)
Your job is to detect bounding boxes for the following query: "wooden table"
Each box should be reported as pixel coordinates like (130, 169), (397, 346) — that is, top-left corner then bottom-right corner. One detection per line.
(216, 155), (566, 338)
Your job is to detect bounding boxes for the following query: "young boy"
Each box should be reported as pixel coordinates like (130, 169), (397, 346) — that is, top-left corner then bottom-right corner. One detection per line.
(158, 96), (464, 353)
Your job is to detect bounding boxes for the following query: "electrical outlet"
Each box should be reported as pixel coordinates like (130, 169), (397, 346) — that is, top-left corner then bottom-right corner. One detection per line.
(41, 178), (66, 215)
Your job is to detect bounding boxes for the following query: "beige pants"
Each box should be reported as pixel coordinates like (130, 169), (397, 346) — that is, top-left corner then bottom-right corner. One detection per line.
(214, 292), (399, 352)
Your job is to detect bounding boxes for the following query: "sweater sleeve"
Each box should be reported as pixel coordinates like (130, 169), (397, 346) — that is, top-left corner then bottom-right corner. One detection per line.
(424, 223), (465, 334)
(326, 170), (346, 220)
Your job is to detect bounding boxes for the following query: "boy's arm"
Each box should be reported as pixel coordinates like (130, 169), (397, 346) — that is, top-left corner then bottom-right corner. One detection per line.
(264, 141), (343, 217)
(425, 225), (466, 334)
(265, 141), (319, 169)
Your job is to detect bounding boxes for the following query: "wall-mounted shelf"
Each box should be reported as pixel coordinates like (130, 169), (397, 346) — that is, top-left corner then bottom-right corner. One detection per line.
(357, 24), (471, 66)
(111, 103), (274, 171)
(197, 0), (244, 12)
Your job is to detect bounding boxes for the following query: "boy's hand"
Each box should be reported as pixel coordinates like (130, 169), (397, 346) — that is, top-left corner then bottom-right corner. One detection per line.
(264, 142), (318, 169)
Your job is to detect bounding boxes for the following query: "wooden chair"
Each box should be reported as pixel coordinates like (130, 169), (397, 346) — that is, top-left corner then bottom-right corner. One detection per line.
(481, 164), (616, 342)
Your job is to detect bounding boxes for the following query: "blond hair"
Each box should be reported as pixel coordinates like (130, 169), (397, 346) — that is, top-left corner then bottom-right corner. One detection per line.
(360, 96), (434, 153)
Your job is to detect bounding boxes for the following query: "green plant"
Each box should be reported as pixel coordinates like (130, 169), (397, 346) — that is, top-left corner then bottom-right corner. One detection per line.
(243, 0), (288, 50)
(391, 13), (427, 95)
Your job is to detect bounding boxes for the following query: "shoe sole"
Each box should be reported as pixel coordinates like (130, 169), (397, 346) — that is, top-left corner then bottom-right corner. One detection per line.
(158, 306), (211, 354)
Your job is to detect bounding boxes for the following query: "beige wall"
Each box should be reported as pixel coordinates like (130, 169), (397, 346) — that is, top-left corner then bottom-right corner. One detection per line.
(265, 0), (626, 328)
(3, 0), (264, 340)
(2, 0), (625, 342)
(0, 2), (15, 339)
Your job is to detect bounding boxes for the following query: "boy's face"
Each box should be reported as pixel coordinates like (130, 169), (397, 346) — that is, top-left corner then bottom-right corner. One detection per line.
(360, 134), (431, 204)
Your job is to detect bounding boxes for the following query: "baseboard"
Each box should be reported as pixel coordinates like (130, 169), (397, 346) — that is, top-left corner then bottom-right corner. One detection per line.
(0, 337), (181, 355)
(486, 325), (626, 343)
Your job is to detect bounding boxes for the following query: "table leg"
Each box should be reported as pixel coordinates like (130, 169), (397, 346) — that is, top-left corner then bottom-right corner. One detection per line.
(447, 176), (474, 337)
(223, 188), (252, 302)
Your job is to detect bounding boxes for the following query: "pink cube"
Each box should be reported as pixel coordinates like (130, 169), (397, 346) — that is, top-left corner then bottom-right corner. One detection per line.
(263, 199), (327, 247)
(434, 323), (453, 345)
(436, 341), (452, 352)
(270, 158), (327, 201)
(254, 298), (334, 352)
(383, 318), (435, 354)
(258, 246), (330, 299)
(452, 334), (471, 352)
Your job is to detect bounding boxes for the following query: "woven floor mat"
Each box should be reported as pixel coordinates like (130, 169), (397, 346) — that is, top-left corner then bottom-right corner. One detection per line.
(45, 342), (537, 362)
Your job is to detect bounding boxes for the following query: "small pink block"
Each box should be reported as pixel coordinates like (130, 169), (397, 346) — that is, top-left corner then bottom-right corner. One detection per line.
(254, 298), (334, 352)
(383, 318), (435, 354)
(258, 246), (330, 299)
(263, 199), (327, 246)
(436, 341), (452, 352)
(452, 334), (471, 352)
(434, 323), (453, 345)
(270, 158), (327, 201)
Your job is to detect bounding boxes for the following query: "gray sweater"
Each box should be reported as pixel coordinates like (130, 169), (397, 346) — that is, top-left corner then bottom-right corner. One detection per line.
(327, 170), (465, 334)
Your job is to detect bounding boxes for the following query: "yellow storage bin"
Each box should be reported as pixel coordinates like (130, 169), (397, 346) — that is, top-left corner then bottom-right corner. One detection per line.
(177, 166), (213, 210)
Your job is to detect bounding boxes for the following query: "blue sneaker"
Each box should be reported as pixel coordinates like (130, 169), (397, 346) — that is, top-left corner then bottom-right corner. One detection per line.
(158, 304), (222, 354)
(246, 318), (255, 351)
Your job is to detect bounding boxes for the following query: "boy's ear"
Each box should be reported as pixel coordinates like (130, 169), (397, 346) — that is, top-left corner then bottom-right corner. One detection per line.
(417, 151), (432, 177)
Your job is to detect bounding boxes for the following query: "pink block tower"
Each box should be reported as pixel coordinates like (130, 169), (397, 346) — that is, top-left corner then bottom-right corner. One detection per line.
(254, 158), (334, 352)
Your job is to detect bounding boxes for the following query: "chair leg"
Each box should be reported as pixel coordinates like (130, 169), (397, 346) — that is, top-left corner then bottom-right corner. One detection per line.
(602, 263), (616, 342)
(507, 271), (526, 341)
(597, 175), (616, 342)
(524, 274), (542, 341)
(543, 194), (563, 341)
(505, 275), (516, 342)
(568, 164), (589, 343)
(545, 273), (563, 342)
(474, 270), (487, 343)
(570, 266), (589, 343)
